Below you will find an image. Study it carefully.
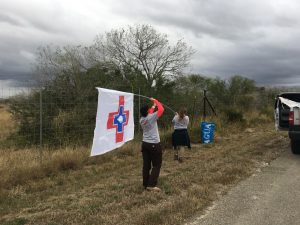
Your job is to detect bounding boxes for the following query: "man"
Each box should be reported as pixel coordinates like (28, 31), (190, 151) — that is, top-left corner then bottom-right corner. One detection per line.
(139, 98), (164, 192)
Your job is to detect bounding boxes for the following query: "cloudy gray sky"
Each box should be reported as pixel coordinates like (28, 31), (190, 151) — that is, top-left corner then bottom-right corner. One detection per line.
(1, 0), (300, 94)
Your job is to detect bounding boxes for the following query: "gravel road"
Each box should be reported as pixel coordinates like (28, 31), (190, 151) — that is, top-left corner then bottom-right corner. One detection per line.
(188, 149), (300, 225)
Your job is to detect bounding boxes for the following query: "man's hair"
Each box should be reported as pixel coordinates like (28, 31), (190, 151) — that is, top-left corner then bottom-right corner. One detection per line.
(140, 105), (149, 117)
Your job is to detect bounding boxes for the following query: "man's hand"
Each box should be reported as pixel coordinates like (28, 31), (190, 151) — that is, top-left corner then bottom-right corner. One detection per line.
(150, 98), (157, 108)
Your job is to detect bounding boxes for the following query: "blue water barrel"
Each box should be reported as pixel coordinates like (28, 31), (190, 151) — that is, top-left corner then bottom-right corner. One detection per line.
(201, 122), (215, 144)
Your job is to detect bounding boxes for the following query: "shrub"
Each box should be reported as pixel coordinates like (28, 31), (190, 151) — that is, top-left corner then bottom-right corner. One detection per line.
(225, 108), (245, 123)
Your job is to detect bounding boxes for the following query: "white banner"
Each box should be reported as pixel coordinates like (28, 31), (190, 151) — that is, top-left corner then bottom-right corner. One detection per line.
(91, 88), (134, 156)
(279, 97), (300, 109)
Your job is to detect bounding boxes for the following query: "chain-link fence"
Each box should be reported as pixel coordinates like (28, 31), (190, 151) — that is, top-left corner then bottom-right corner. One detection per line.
(1, 89), (213, 146)
(0, 85), (276, 149)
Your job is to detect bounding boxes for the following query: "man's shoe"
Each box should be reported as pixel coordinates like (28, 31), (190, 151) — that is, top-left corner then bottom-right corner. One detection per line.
(146, 187), (161, 192)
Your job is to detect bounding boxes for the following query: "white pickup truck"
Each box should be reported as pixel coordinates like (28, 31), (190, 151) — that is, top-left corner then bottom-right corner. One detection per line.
(275, 92), (300, 154)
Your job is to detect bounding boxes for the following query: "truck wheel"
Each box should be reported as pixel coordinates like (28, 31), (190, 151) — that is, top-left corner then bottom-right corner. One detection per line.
(291, 140), (300, 154)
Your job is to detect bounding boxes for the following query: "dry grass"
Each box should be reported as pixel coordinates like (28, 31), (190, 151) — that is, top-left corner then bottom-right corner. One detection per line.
(0, 147), (88, 189)
(0, 122), (288, 225)
(0, 104), (16, 140)
(0, 104), (288, 225)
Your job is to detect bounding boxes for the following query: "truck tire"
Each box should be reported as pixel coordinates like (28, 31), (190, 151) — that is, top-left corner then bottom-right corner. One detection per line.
(291, 139), (300, 154)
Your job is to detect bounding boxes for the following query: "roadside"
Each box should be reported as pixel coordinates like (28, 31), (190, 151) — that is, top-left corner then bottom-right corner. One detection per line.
(0, 122), (287, 225)
(187, 148), (300, 225)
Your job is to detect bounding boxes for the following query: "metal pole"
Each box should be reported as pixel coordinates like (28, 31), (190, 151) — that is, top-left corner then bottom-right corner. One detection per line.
(203, 90), (207, 121)
(39, 88), (43, 161)
(133, 93), (176, 113)
(190, 95), (196, 131)
(133, 93), (152, 100)
(138, 88), (141, 134)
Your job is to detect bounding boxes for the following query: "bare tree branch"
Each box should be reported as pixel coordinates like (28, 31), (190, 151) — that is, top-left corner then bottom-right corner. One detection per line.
(99, 24), (195, 88)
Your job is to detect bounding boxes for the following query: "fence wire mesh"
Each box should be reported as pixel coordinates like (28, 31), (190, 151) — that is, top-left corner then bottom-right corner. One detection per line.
(0, 86), (275, 148)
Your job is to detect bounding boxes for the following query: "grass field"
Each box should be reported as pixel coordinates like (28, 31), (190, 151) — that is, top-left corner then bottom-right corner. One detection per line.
(0, 105), (288, 225)
(0, 104), (16, 140)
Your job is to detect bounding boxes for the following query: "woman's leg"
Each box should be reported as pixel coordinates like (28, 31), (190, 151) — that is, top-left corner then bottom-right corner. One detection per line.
(178, 146), (185, 162)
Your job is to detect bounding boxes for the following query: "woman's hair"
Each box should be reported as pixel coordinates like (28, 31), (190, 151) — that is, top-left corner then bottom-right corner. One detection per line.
(178, 107), (187, 119)
(140, 105), (149, 117)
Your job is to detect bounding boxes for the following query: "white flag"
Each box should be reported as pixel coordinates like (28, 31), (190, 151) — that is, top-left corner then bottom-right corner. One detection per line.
(91, 88), (134, 156)
(279, 97), (300, 109)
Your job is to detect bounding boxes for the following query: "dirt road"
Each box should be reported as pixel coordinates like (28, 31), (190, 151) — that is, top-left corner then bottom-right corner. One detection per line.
(188, 148), (300, 225)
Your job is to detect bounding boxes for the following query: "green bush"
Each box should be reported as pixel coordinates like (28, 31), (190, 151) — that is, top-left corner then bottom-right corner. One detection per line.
(225, 108), (245, 123)
(6, 72), (278, 148)
(259, 105), (274, 119)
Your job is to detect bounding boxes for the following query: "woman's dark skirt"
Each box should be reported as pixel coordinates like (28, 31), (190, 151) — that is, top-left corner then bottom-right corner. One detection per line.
(172, 129), (191, 149)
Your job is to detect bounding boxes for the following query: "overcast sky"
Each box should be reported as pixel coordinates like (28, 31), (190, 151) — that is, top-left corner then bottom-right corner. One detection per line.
(1, 0), (300, 93)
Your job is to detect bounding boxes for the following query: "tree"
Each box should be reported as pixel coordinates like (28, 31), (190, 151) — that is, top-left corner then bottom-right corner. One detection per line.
(9, 24), (196, 147)
(95, 24), (195, 89)
(227, 75), (256, 109)
(34, 45), (97, 87)
(207, 78), (228, 107)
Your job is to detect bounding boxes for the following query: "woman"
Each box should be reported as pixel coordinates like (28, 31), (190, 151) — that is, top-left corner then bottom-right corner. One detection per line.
(172, 108), (191, 162)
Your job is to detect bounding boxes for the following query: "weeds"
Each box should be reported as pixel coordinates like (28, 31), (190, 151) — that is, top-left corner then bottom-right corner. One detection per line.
(0, 104), (16, 140)
(0, 104), (287, 225)
(0, 148), (88, 189)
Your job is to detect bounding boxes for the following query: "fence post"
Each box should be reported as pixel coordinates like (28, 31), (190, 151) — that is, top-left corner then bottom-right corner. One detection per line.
(138, 88), (141, 134)
(203, 89), (207, 121)
(190, 95), (196, 131)
(39, 88), (43, 161)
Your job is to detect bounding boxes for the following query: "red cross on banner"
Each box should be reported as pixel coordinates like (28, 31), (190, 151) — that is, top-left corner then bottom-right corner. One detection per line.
(107, 96), (130, 143)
